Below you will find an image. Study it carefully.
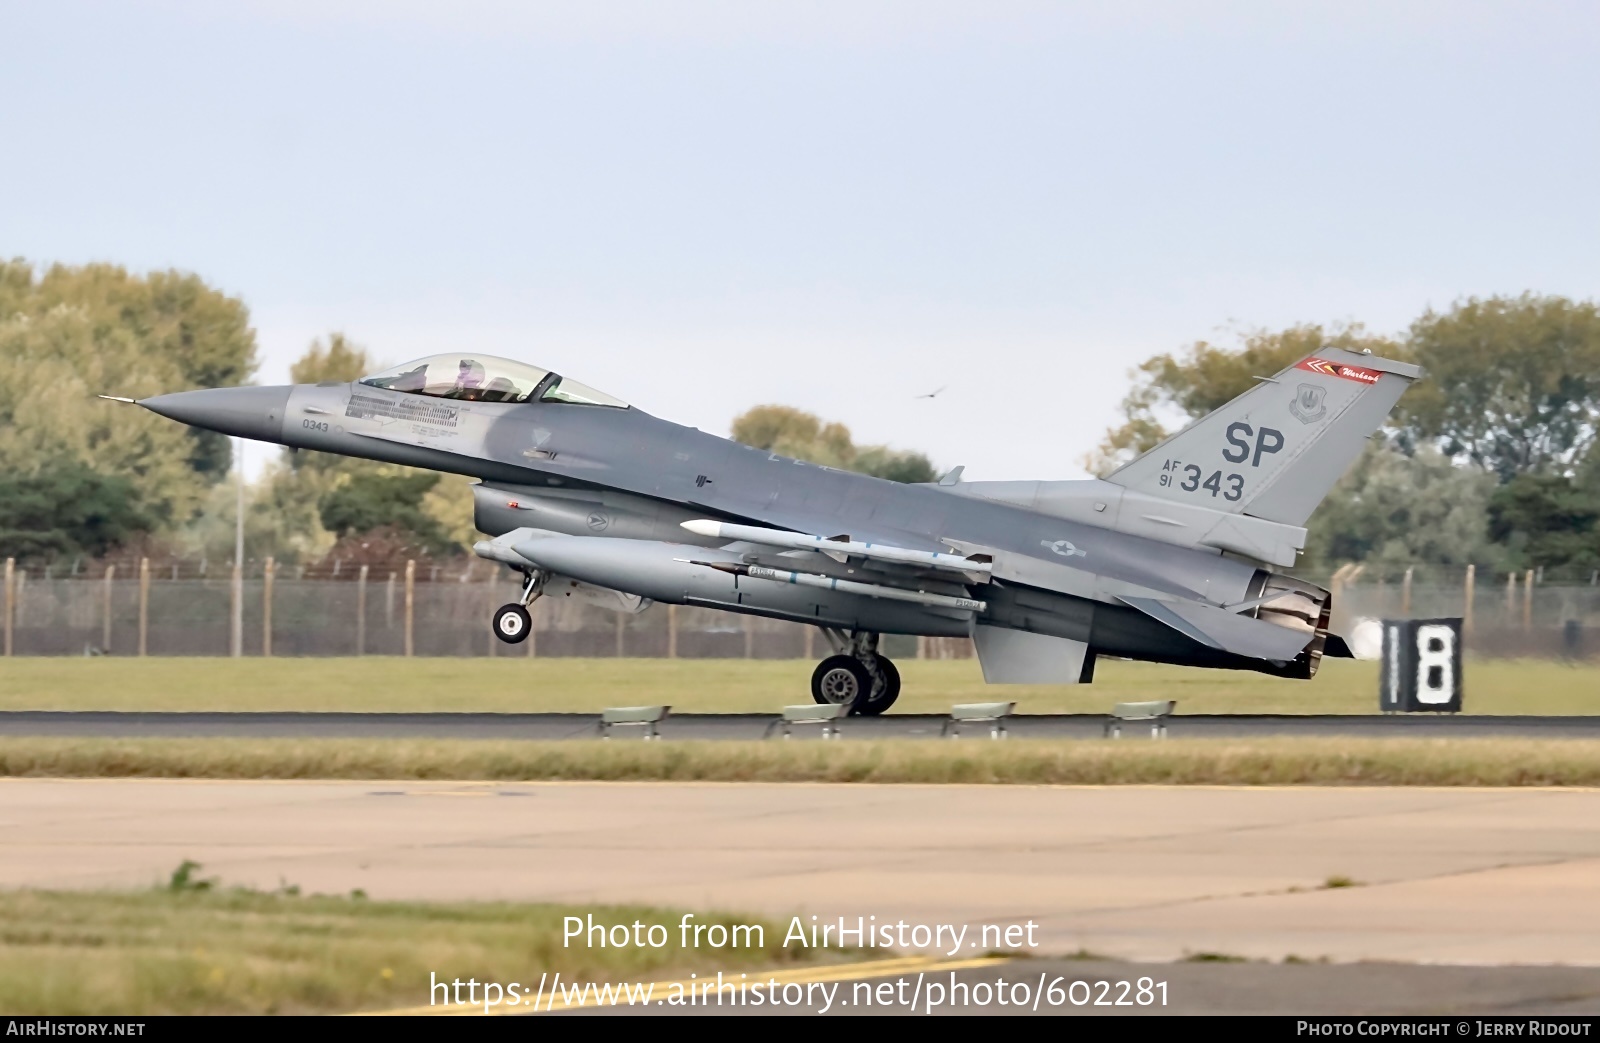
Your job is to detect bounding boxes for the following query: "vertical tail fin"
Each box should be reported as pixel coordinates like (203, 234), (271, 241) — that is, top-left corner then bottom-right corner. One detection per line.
(1104, 348), (1423, 527)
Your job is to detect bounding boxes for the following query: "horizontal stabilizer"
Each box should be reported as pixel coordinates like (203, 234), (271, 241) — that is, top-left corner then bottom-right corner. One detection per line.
(1118, 596), (1310, 662)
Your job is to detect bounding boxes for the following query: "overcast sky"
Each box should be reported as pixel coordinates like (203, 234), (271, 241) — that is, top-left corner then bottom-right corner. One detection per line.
(4, 1), (1598, 480)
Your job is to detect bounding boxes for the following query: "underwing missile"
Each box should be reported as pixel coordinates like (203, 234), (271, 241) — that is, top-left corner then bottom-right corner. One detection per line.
(681, 519), (991, 576)
(687, 560), (986, 613)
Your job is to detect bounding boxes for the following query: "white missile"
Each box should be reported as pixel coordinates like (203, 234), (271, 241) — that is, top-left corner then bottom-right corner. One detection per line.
(681, 519), (992, 576)
(687, 560), (986, 613)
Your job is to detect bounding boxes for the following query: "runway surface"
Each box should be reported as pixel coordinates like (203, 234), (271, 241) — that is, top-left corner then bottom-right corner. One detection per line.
(3, 710), (1600, 740)
(578, 959), (1600, 1016)
(7, 779), (1600, 968)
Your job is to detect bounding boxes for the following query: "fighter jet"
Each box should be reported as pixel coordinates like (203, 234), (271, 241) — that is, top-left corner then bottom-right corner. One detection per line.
(130, 347), (1421, 713)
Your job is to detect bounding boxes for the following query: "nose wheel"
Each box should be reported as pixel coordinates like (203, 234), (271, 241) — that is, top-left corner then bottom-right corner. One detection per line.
(492, 568), (544, 645)
(493, 604), (532, 644)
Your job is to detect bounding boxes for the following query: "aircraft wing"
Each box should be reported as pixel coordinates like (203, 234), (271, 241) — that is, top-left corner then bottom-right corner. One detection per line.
(1117, 595), (1311, 662)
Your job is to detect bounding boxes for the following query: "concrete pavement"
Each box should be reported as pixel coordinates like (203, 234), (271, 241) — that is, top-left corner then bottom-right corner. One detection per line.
(4, 779), (1600, 966)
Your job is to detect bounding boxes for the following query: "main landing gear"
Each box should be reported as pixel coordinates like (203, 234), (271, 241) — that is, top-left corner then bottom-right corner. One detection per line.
(492, 569), (545, 644)
(810, 629), (900, 716)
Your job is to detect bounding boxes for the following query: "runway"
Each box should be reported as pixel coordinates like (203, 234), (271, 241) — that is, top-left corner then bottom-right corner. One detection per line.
(7, 778), (1600, 969)
(3, 710), (1599, 741)
(576, 959), (1600, 1016)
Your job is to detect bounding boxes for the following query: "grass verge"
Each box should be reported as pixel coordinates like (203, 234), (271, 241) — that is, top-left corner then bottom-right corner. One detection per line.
(2, 657), (1596, 715)
(4, 736), (1600, 786)
(0, 884), (840, 1016)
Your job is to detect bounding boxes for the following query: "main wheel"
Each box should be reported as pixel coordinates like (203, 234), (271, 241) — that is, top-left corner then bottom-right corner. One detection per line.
(856, 655), (901, 716)
(811, 655), (872, 712)
(493, 603), (532, 644)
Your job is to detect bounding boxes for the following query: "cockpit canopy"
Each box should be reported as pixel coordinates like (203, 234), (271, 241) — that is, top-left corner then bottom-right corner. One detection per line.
(357, 354), (628, 408)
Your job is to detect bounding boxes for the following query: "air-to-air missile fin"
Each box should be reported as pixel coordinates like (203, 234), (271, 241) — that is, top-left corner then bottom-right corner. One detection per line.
(1117, 595), (1312, 663)
(1104, 348), (1424, 527)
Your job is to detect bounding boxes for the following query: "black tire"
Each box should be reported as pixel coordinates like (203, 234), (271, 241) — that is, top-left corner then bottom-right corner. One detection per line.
(810, 655), (872, 712)
(856, 655), (901, 716)
(493, 603), (532, 644)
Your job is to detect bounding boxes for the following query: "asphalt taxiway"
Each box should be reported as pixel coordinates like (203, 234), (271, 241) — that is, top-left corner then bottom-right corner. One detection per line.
(2, 710), (1599, 740)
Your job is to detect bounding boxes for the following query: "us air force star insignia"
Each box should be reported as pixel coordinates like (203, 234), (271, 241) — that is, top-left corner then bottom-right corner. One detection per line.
(1290, 383), (1327, 425)
(1043, 539), (1087, 558)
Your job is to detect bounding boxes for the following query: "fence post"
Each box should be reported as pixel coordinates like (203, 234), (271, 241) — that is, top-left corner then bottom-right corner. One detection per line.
(1463, 564), (1476, 638)
(229, 560), (242, 658)
(743, 614), (753, 659)
(486, 571), (497, 658)
(356, 565), (369, 656)
(526, 597), (537, 658)
(808, 627), (817, 661)
(667, 604), (678, 659)
(1523, 568), (1535, 632)
(102, 564), (116, 653)
(1329, 563), (1352, 613)
(615, 613), (625, 658)
(3, 558), (12, 657)
(1400, 566), (1413, 617)
(404, 560), (415, 657)
(138, 558), (150, 656)
(262, 556), (275, 657)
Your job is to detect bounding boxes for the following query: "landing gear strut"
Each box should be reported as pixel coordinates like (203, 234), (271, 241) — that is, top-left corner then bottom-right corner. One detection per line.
(492, 569), (545, 645)
(809, 629), (901, 715)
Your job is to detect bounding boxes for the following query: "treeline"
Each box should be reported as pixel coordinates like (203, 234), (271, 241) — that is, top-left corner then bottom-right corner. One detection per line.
(0, 260), (252, 561)
(1087, 295), (1600, 575)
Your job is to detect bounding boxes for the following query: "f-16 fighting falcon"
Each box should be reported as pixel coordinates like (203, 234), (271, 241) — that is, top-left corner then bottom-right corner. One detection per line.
(122, 347), (1421, 714)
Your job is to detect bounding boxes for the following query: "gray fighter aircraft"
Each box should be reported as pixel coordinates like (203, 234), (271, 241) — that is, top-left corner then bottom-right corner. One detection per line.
(127, 347), (1421, 713)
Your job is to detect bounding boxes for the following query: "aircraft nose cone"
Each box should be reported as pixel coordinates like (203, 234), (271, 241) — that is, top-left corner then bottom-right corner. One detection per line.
(138, 385), (293, 443)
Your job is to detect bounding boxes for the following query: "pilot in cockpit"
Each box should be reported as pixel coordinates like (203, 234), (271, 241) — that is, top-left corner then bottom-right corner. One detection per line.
(453, 359), (487, 399)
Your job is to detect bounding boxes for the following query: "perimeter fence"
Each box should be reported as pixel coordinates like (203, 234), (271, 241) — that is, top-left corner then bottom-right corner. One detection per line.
(0, 557), (1595, 660)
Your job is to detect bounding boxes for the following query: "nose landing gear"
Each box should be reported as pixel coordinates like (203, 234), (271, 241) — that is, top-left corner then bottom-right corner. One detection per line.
(492, 568), (545, 645)
(809, 628), (901, 715)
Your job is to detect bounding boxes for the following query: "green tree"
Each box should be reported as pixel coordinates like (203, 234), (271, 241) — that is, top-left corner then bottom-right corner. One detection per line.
(1084, 323), (1402, 475)
(732, 405), (857, 470)
(1399, 294), (1600, 480)
(1, 260), (258, 481)
(730, 404), (938, 482)
(0, 259), (258, 538)
(290, 332), (371, 386)
(852, 446), (939, 484)
(1486, 474), (1600, 571)
(0, 461), (154, 562)
(319, 471), (452, 555)
(1301, 444), (1501, 571)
